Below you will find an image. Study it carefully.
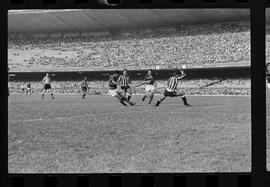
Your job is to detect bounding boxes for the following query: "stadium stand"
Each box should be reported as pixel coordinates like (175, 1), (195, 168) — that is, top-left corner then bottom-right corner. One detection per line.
(8, 21), (250, 72)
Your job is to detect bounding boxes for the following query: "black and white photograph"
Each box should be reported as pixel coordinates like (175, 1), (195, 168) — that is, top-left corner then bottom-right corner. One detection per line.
(8, 9), (251, 173)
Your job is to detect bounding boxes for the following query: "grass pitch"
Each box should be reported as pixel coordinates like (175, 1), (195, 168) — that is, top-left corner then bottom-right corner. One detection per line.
(8, 94), (251, 173)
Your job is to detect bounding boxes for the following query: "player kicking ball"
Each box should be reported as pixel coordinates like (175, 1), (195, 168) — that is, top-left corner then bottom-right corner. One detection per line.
(109, 71), (135, 106)
(81, 77), (89, 99)
(117, 69), (133, 102)
(142, 69), (156, 104)
(41, 73), (55, 99)
(155, 70), (191, 107)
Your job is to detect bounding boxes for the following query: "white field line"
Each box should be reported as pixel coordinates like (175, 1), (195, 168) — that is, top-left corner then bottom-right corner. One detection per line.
(9, 101), (250, 123)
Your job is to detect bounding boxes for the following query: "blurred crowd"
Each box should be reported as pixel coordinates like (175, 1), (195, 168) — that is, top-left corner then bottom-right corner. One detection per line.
(8, 79), (250, 96)
(8, 21), (250, 71)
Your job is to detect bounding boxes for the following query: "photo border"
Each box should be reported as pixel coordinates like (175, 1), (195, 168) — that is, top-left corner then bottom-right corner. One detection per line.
(0, 0), (266, 186)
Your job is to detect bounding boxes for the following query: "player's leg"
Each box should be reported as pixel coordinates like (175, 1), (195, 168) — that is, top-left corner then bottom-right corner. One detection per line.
(142, 85), (149, 101)
(155, 90), (167, 106)
(148, 91), (154, 104)
(82, 87), (86, 99)
(148, 86), (155, 104)
(42, 88), (46, 99)
(118, 91), (135, 106)
(49, 88), (54, 99)
(155, 95), (166, 106)
(114, 93), (128, 106)
(171, 92), (191, 106)
(126, 87), (132, 102)
(142, 93), (147, 101)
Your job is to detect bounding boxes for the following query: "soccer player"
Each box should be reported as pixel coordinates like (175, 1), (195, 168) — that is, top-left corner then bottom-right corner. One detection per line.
(42, 73), (54, 99)
(117, 69), (132, 102)
(26, 81), (31, 95)
(81, 77), (89, 99)
(142, 69), (156, 104)
(109, 70), (135, 106)
(155, 70), (191, 107)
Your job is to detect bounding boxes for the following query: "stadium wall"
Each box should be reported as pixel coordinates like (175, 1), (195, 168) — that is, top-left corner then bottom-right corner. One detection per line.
(9, 66), (250, 81)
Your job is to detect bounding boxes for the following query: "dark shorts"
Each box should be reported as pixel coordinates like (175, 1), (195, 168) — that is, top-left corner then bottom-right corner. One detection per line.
(164, 89), (177, 97)
(44, 84), (51, 90)
(121, 85), (130, 92)
(81, 86), (87, 92)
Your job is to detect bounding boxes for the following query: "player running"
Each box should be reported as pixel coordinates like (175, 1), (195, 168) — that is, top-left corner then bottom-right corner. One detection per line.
(109, 71), (135, 106)
(142, 69), (156, 104)
(42, 73), (54, 99)
(155, 70), (191, 107)
(81, 77), (89, 99)
(26, 81), (31, 95)
(117, 69), (132, 102)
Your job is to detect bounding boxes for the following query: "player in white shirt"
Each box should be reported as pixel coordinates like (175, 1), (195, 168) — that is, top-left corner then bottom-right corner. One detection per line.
(42, 73), (54, 99)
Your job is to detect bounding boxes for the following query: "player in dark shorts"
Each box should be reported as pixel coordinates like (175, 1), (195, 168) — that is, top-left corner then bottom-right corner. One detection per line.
(117, 69), (132, 102)
(142, 69), (156, 104)
(109, 70), (135, 106)
(81, 77), (89, 99)
(42, 73), (54, 99)
(155, 70), (191, 107)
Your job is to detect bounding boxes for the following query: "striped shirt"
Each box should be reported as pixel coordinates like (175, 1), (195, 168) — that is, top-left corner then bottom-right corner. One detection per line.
(166, 72), (186, 91)
(117, 75), (130, 86)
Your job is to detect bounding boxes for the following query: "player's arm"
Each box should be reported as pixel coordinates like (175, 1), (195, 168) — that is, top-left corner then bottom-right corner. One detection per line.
(177, 70), (186, 80)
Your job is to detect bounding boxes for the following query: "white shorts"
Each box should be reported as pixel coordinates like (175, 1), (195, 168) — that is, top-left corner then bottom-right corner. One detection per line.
(145, 85), (155, 94)
(27, 88), (31, 91)
(109, 89), (120, 97)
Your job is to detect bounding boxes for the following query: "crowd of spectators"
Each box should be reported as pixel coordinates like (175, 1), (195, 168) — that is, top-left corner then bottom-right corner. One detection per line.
(8, 79), (250, 96)
(8, 21), (250, 71)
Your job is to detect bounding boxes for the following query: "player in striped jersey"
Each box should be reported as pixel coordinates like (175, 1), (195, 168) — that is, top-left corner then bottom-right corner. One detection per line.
(81, 77), (89, 99)
(142, 69), (156, 104)
(117, 69), (132, 102)
(155, 70), (191, 107)
(109, 70), (135, 106)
